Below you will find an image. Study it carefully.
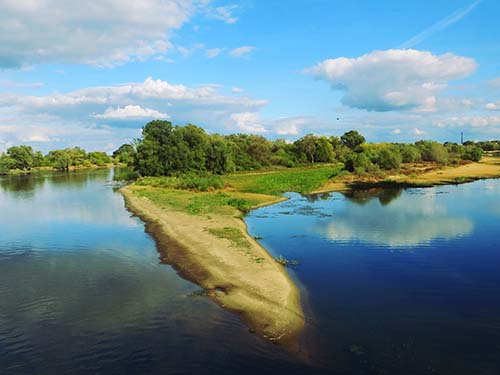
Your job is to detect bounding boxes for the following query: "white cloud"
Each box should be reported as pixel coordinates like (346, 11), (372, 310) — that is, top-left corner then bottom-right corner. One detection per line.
(413, 128), (426, 136)
(392, 128), (401, 135)
(485, 101), (500, 111)
(229, 46), (255, 58)
(0, 0), (240, 68)
(207, 5), (239, 24)
(0, 80), (44, 89)
(230, 112), (267, 133)
(305, 49), (477, 112)
(436, 116), (500, 128)
(206, 48), (224, 58)
(0, 77), (270, 150)
(94, 105), (170, 120)
(231, 87), (244, 94)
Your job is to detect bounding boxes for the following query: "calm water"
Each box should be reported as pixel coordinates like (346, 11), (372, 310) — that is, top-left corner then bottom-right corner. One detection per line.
(0, 170), (307, 375)
(2, 171), (500, 374)
(247, 179), (500, 374)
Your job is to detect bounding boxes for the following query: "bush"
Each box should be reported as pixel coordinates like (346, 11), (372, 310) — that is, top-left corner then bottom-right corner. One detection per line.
(136, 174), (224, 192)
(377, 147), (402, 170)
(345, 152), (378, 174)
(113, 168), (140, 181)
(463, 146), (483, 162)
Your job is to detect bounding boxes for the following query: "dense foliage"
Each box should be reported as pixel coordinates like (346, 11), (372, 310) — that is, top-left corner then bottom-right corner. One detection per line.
(127, 120), (484, 177)
(1, 119), (489, 178)
(0, 145), (112, 174)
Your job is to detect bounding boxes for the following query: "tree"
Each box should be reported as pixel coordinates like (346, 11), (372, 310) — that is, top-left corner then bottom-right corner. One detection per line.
(341, 130), (365, 150)
(7, 145), (36, 170)
(314, 136), (335, 162)
(295, 134), (317, 163)
(113, 144), (136, 165)
(377, 147), (402, 170)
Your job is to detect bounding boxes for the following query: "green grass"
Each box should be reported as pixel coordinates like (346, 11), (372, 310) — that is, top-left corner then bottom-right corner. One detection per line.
(223, 164), (344, 195)
(136, 174), (224, 191)
(132, 164), (344, 217)
(134, 189), (272, 215)
(205, 227), (251, 249)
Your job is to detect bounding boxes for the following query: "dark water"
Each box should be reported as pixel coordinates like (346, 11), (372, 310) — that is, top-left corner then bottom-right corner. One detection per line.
(0, 170), (308, 375)
(246, 179), (500, 374)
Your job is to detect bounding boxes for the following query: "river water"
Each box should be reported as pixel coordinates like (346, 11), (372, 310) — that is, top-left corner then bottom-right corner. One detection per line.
(1, 170), (500, 374)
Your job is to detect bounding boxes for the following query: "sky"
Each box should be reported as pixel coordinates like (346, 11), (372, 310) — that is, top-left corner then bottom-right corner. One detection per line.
(0, 0), (499, 153)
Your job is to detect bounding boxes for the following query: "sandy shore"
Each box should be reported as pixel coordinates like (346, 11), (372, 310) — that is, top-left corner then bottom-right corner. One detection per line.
(121, 187), (305, 349)
(313, 156), (500, 194)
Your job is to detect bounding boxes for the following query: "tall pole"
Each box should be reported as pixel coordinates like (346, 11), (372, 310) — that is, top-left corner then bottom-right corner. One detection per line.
(461, 131), (464, 145)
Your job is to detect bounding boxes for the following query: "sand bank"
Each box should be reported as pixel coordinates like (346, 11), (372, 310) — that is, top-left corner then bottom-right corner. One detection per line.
(121, 187), (305, 349)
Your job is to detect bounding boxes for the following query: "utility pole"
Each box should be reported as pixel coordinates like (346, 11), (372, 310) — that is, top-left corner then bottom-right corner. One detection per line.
(461, 132), (464, 145)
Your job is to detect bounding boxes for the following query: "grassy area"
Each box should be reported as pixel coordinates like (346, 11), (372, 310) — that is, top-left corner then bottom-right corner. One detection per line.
(222, 164), (344, 195)
(205, 227), (251, 249)
(130, 163), (343, 217)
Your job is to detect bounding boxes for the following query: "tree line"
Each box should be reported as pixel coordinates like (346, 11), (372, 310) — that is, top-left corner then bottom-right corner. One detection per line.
(112, 120), (485, 177)
(2, 120), (490, 176)
(0, 145), (112, 174)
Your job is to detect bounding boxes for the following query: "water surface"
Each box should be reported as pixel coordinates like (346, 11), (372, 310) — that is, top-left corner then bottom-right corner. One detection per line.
(246, 179), (500, 374)
(0, 170), (306, 375)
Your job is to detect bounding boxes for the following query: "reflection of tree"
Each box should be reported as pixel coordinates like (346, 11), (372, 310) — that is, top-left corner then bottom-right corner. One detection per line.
(0, 175), (46, 196)
(305, 192), (332, 202)
(343, 188), (403, 206)
(0, 169), (112, 197)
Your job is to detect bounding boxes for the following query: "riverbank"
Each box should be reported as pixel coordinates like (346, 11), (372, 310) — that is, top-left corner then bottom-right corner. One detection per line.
(313, 156), (500, 193)
(0, 163), (118, 176)
(121, 187), (305, 349)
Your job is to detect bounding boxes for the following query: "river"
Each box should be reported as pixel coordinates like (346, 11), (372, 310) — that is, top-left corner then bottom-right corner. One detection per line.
(1, 170), (500, 374)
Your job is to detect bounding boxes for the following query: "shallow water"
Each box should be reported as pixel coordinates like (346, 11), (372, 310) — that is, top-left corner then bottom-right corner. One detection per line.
(0, 170), (309, 375)
(246, 179), (500, 374)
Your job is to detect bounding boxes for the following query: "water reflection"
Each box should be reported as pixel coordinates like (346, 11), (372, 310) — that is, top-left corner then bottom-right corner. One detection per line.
(318, 188), (474, 247)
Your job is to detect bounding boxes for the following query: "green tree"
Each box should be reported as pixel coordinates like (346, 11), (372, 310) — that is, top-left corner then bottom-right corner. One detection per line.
(7, 145), (36, 170)
(113, 144), (136, 165)
(341, 130), (366, 150)
(295, 134), (317, 163)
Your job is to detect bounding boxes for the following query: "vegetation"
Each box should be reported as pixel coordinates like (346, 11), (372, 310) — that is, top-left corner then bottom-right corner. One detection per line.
(0, 145), (113, 174)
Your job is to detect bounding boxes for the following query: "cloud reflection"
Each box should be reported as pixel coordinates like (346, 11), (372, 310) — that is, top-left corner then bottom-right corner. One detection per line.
(318, 189), (474, 247)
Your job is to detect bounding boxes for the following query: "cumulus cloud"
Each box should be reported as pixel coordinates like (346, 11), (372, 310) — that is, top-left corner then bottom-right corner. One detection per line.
(230, 112), (267, 133)
(0, 77), (270, 150)
(413, 128), (426, 136)
(305, 49), (477, 112)
(94, 105), (170, 120)
(0, 0), (239, 68)
(485, 101), (500, 111)
(229, 46), (255, 58)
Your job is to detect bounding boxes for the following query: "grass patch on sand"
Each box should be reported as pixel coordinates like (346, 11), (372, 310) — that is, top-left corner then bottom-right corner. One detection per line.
(205, 227), (251, 249)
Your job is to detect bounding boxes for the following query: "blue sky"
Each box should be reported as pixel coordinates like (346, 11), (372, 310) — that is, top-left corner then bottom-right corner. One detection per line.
(0, 0), (499, 152)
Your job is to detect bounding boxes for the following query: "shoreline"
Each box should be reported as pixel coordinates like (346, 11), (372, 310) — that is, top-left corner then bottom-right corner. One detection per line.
(121, 187), (305, 350)
(311, 156), (500, 194)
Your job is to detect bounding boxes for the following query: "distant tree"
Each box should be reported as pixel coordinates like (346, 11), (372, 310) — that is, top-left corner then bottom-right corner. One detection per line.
(6, 145), (36, 170)
(314, 136), (335, 162)
(463, 145), (483, 162)
(416, 141), (449, 164)
(113, 144), (136, 165)
(87, 151), (111, 166)
(0, 153), (16, 173)
(341, 130), (366, 150)
(295, 134), (317, 163)
(377, 147), (402, 170)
